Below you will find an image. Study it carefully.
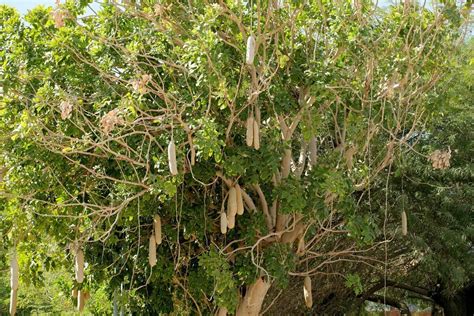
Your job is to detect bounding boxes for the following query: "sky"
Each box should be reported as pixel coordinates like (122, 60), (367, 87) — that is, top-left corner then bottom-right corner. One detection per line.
(2, 0), (400, 14)
(0, 0), (56, 13)
(0, 0), (101, 14)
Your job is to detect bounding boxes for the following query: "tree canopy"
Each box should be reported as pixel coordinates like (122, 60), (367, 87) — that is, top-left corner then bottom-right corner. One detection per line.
(0, 0), (472, 315)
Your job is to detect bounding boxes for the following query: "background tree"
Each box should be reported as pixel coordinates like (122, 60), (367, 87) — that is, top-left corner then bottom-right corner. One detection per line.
(264, 36), (473, 316)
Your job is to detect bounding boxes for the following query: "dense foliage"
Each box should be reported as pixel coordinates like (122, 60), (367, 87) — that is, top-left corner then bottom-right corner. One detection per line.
(0, 0), (471, 315)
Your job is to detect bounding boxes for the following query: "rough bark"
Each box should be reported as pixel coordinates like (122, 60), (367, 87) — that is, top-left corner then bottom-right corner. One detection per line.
(236, 277), (271, 316)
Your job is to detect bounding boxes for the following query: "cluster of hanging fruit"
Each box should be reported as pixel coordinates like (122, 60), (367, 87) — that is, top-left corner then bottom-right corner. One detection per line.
(149, 214), (162, 267)
(221, 183), (246, 234)
(71, 244), (91, 312)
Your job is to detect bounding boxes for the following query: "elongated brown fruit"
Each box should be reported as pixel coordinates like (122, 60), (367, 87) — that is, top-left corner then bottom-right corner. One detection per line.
(72, 288), (78, 298)
(227, 211), (236, 229)
(227, 187), (237, 229)
(149, 234), (157, 267)
(217, 307), (228, 316)
(77, 290), (85, 312)
(10, 253), (19, 291)
(402, 210), (408, 236)
(246, 35), (256, 65)
(303, 276), (313, 308)
(168, 140), (178, 176)
(235, 184), (244, 215)
(191, 146), (196, 166)
(228, 187), (237, 217)
(236, 277), (270, 316)
(255, 106), (261, 127)
(220, 213), (228, 234)
(296, 236), (305, 256)
(246, 115), (254, 147)
(10, 289), (17, 316)
(154, 215), (162, 245)
(253, 120), (260, 150)
(241, 190), (257, 212)
(75, 249), (84, 283)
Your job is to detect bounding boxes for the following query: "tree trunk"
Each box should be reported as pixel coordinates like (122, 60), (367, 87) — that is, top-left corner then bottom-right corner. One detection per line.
(236, 277), (271, 316)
